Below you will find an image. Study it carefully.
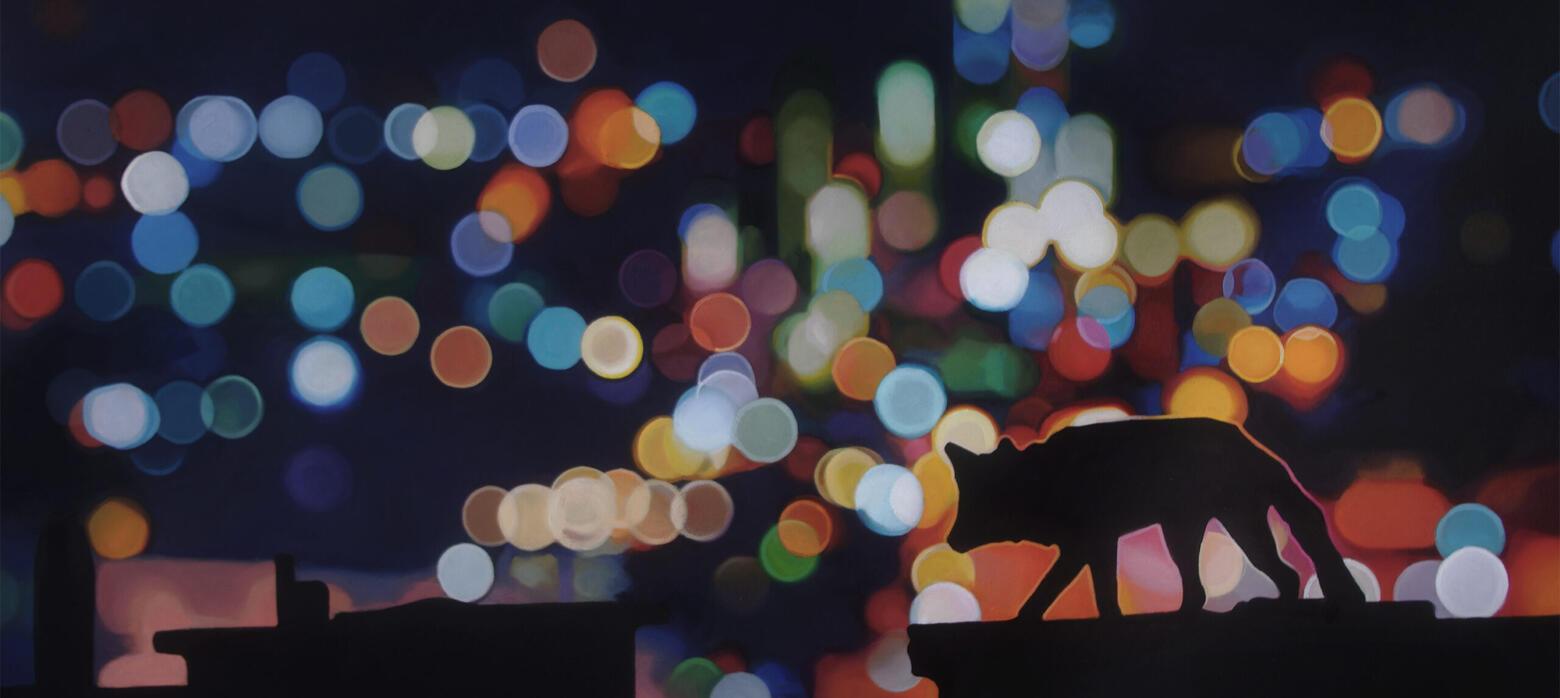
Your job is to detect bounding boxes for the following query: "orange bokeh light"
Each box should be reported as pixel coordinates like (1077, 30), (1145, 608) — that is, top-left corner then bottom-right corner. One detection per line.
(832, 337), (897, 401)
(359, 296), (420, 356)
(687, 292), (751, 352)
(478, 164), (551, 243)
(429, 325), (492, 389)
(21, 159), (81, 217)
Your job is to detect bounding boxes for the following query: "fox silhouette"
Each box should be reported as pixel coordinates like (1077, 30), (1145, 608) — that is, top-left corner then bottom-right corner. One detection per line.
(944, 416), (1366, 618)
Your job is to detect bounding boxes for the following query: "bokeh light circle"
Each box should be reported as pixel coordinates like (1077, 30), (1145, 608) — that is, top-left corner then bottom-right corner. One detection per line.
(179, 96), (257, 162)
(82, 383), (160, 450)
(739, 259), (798, 316)
(976, 110), (1042, 177)
(681, 480), (735, 542)
(1332, 230), (1396, 283)
(205, 375), (264, 439)
(1435, 503), (1505, 557)
(1181, 198), (1258, 271)
(121, 151), (189, 215)
(111, 90), (173, 151)
(131, 212), (198, 274)
(1226, 326), (1283, 383)
(527, 306), (586, 370)
(170, 263), (235, 327)
(580, 316), (644, 380)
(88, 498), (150, 560)
(819, 258), (884, 312)
(960, 247), (1030, 311)
(1273, 278), (1337, 331)
(619, 249), (678, 308)
(486, 282), (543, 343)
(383, 103), (428, 160)
(57, 99), (117, 166)
(1165, 367), (1248, 424)
(1122, 215), (1180, 280)
(873, 365), (948, 438)
(911, 581), (982, 624)
(1394, 559), (1450, 619)
(1434, 547), (1508, 618)
(74, 261), (135, 322)
(778, 499), (833, 557)
(632, 480), (688, 545)
(673, 389), (737, 452)
(1191, 298), (1251, 358)
(760, 524), (818, 582)
(258, 95), (323, 159)
(877, 190), (939, 251)
(537, 19), (597, 83)
(733, 398), (798, 463)
(359, 296), (420, 356)
(296, 164), (362, 232)
(437, 543), (494, 603)
(688, 292), (753, 352)
(289, 336), (361, 408)
(1221, 259), (1276, 314)
(462, 486), (509, 547)
(498, 484), (555, 551)
(290, 267), (354, 332)
(854, 464), (924, 536)
(508, 104), (569, 167)
(711, 672), (771, 698)
(430, 326), (493, 389)
(412, 106), (476, 170)
(1282, 327), (1342, 385)
(636, 81), (697, 145)
(547, 469), (617, 551)
(832, 337), (897, 401)
(287, 52), (347, 111)
(449, 211), (514, 277)
(327, 106), (383, 164)
(464, 104), (509, 163)
(1321, 96), (1383, 160)
(153, 381), (213, 446)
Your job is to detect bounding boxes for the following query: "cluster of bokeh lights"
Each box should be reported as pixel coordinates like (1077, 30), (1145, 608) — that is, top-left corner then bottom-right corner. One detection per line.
(4, 2), (1559, 696)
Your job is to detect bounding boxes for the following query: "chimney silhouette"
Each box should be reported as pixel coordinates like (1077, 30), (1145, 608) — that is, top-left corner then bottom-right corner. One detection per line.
(274, 555), (329, 627)
(34, 516), (95, 694)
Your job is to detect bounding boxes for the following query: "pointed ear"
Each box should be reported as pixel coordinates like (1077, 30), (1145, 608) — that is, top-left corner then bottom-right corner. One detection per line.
(943, 443), (978, 468)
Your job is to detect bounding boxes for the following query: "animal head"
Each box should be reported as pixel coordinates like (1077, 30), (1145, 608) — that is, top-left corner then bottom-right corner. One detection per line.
(942, 438), (1051, 551)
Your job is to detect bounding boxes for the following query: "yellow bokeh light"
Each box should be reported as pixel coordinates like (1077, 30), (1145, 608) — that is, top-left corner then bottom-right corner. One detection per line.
(912, 451), (959, 530)
(1180, 197), (1258, 271)
(1226, 325), (1284, 383)
(88, 497), (149, 560)
(818, 447), (878, 508)
(911, 543), (977, 593)
(580, 315), (643, 380)
(1321, 97), (1383, 161)
(1164, 368), (1248, 424)
(1282, 326), (1342, 384)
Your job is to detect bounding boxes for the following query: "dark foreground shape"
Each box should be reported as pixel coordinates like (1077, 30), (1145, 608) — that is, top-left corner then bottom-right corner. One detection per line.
(945, 417), (1366, 618)
(150, 556), (652, 697)
(908, 600), (1560, 697)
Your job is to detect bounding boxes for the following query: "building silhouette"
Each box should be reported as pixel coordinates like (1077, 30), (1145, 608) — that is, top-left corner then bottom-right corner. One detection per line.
(11, 516), (650, 696)
(152, 555), (643, 696)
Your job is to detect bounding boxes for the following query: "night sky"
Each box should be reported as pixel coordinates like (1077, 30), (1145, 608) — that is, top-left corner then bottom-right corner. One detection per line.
(2, 0), (1557, 687)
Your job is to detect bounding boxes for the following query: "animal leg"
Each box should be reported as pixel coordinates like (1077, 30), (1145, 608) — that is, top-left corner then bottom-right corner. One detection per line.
(1164, 526), (1207, 614)
(1087, 541), (1120, 619)
(1278, 497), (1366, 604)
(1019, 551), (1085, 620)
(1222, 507), (1299, 599)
